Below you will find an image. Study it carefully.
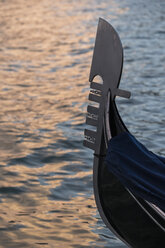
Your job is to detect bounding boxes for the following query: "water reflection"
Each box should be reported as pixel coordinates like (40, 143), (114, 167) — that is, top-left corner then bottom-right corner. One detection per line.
(0, 0), (164, 247)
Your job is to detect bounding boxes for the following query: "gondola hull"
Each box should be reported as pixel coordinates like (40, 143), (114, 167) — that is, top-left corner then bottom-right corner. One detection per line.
(93, 104), (165, 248)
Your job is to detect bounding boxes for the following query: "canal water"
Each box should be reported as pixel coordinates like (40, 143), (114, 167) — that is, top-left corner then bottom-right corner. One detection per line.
(0, 0), (164, 247)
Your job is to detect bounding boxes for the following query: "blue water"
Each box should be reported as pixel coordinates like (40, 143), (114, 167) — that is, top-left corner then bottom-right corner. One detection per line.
(0, 0), (164, 247)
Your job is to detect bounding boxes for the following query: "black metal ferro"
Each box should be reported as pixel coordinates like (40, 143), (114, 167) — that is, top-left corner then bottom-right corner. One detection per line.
(84, 18), (130, 156)
(84, 18), (165, 248)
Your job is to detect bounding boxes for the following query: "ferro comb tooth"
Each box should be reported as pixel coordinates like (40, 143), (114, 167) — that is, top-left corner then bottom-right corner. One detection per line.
(90, 89), (101, 96)
(90, 82), (102, 91)
(89, 93), (101, 103)
(83, 140), (95, 151)
(86, 117), (97, 127)
(84, 129), (97, 139)
(115, 88), (131, 99)
(87, 105), (99, 115)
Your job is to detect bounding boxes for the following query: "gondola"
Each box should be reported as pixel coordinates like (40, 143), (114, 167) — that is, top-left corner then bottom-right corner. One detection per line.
(83, 18), (165, 248)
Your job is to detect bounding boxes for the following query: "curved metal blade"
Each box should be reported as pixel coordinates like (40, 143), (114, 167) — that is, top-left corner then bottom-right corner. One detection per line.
(84, 18), (130, 155)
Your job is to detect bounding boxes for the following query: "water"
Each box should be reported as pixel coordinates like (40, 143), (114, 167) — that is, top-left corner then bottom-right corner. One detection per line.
(0, 0), (164, 247)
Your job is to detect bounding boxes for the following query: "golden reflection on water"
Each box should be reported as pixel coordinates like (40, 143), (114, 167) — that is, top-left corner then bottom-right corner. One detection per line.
(0, 0), (129, 247)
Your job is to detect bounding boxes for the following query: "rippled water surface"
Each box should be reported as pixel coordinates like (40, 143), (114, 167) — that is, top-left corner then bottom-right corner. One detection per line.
(0, 0), (164, 247)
